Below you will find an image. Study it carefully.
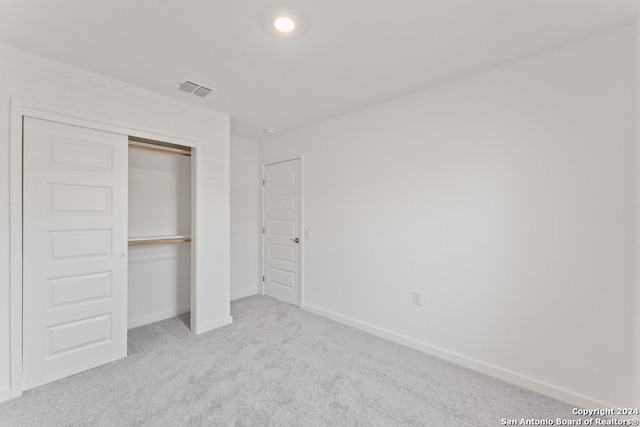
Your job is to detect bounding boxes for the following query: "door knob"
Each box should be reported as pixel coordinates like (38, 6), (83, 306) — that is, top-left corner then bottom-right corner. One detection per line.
(290, 237), (300, 243)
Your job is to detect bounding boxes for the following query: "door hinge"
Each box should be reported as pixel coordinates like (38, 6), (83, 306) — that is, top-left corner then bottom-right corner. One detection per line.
(262, 227), (265, 234)
(262, 275), (265, 282)
(262, 179), (265, 185)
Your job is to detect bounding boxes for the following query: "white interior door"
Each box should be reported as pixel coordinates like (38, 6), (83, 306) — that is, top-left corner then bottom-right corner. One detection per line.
(263, 159), (301, 306)
(23, 117), (128, 390)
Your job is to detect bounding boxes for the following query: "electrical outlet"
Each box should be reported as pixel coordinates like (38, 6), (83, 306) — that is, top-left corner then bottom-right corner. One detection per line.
(413, 291), (423, 306)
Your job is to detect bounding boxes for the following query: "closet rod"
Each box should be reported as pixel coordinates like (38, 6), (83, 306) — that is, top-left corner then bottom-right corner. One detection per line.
(128, 238), (192, 247)
(128, 143), (191, 157)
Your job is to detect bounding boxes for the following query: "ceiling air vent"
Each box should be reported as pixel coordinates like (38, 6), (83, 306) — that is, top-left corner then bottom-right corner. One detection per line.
(178, 80), (199, 93)
(193, 86), (213, 97)
(178, 80), (216, 98)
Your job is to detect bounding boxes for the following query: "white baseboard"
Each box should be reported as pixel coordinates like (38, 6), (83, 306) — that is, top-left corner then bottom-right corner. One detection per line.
(301, 303), (616, 410)
(231, 288), (259, 301)
(127, 306), (191, 329)
(196, 316), (233, 335)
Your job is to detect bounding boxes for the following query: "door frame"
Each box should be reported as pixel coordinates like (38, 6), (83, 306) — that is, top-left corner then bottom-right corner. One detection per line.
(9, 98), (200, 399)
(260, 156), (305, 307)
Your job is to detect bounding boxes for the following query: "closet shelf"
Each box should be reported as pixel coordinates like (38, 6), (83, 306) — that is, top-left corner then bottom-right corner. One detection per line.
(128, 143), (191, 157)
(128, 235), (192, 247)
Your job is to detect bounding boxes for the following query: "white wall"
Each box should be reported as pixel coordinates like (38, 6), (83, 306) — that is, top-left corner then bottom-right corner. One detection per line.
(260, 26), (636, 407)
(0, 44), (231, 401)
(231, 135), (260, 300)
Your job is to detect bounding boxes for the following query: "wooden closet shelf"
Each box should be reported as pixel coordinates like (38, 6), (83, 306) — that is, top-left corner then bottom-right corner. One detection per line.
(128, 143), (191, 157)
(128, 236), (192, 247)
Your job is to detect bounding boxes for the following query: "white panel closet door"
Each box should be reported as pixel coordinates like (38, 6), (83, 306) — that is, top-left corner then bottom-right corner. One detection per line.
(263, 159), (300, 306)
(23, 117), (128, 390)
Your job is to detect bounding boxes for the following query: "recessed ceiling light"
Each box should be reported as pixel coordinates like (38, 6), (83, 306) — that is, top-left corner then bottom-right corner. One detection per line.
(265, 128), (276, 134)
(274, 16), (295, 33)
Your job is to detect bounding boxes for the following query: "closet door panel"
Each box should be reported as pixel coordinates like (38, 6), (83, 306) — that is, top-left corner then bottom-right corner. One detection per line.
(23, 117), (128, 390)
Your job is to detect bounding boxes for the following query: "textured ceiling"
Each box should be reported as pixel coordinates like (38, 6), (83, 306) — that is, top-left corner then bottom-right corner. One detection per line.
(0, 0), (638, 140)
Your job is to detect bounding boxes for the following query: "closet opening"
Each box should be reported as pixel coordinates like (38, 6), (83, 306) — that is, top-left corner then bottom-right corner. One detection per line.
(127, 136), (193, 330)
(13, 102), (231, 398)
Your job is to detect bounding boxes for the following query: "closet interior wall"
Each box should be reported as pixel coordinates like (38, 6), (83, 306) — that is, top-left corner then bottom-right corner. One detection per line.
(127, 139), (192, 329)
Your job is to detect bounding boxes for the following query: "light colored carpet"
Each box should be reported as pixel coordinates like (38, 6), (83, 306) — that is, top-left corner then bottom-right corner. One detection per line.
(0, 295), (579, 426)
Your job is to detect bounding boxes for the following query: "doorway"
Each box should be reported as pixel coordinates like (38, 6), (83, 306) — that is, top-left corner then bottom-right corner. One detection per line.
(262, 158), (303, 306)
